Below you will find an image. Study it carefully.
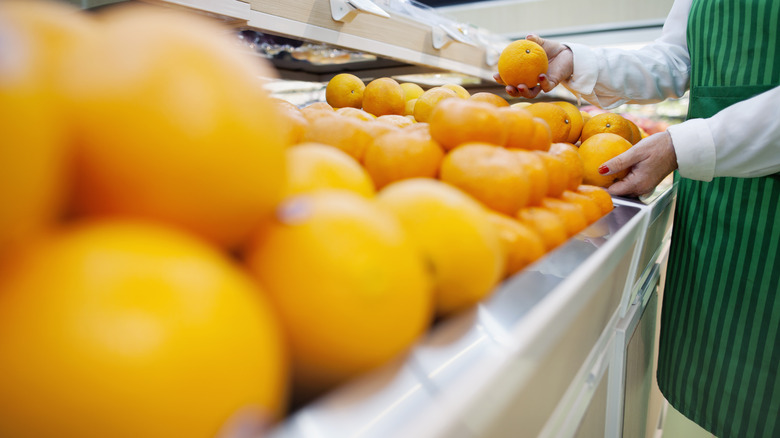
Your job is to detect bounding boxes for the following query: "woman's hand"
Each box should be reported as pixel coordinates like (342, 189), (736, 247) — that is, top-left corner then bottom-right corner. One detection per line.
(601, 131), (678, 197)
(493, 35), (574, 99)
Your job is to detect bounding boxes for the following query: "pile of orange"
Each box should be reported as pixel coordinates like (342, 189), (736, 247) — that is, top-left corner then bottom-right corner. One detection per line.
(1, 2), (626, 437)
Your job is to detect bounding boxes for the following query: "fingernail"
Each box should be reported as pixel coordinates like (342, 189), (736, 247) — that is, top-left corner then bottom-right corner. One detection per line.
(598, 165), (609, 175)
(538, 75), (546, 82)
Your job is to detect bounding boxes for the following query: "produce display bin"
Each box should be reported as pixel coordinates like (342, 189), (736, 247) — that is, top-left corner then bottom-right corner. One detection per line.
(128, 2), (680, 436)
(269, 180), (677, 438)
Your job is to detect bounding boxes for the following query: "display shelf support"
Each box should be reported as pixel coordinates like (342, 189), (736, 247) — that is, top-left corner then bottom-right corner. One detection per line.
(329, 0), (390, 22)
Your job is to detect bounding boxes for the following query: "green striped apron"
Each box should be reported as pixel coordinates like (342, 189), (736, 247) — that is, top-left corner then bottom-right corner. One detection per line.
(656, 0), (780, 436)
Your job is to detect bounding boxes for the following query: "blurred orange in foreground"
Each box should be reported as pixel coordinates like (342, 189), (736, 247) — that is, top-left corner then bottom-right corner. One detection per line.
(0, 0), (93, 255)
(245, 192), (432, 397)
(62, 4), (286, 249)
(0, 221), (288, 438)
(377, 179), (505, 316)
(284, 143), (375, 198)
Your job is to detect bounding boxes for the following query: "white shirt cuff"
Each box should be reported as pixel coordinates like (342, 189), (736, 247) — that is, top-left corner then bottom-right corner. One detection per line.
(667, 119), (716, 181)
(562, 43), (599, 96)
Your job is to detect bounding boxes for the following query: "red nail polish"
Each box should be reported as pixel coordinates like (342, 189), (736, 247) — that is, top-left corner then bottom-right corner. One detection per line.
(538, 75), (546, 82)
(598, 165), (609, 175)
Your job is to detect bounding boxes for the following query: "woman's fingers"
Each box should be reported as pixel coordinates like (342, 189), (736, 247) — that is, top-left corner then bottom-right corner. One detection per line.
(603, 132), (678, 197)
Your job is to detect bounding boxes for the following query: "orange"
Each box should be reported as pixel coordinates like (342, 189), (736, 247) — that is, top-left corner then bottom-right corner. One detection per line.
(439, 143), (531, 216)
(548, 142), (585, 191)
(271, 97), (299, 113)
(512, 150), (549, 206)
(511, 102), (532, 109)
(499, 106), (536, 149)
(335, 106), (375, 121)
(376, 179), (504, 316)
(363, 129), (444, 189)
(540, 197), (588, 237)
(428, 98), (508, 150)
(580, 112), (634, 143)
(400, 82), (424, 101)
(300, 102), (335, 122)
(526, 102), (571, 143)
(376, 114), (415, 128)
(60, 5), (287, 250)
(0, 0), (92, 255)
(325, 73), (365, 109)
(497, 39), (548, 87)
(302, 115), (373, 162)
(362, 77), (405, 117)
(626, 118), (642, 145)
(516, 206), (568, 251)
(527, 117), (554, 151)
(363, 120), (400, 139)
(580, 110), (592, 126)
(405, 121), (430, 134)
(413, 86), (458, 123)
(577, 184), (614, 215)
(561, 190), (602, 224)
(443, 83), (471, 99)
(469, 91), (510, 107)
(552, 101), (584, 143)
(486, 211), (546, 277)
(534, 151), (568, 198)
(284, 143), (375, 198)
(303, 102), (334, 112)
(245, 191), (432, 396)
(578, 133), (633, 187)
(276, 104), (308, 146)
(405, 98), (418, 116)
(0, 221), (287, 438)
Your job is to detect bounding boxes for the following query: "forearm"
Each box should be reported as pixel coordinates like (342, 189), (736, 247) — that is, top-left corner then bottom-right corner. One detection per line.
(561, 0), (692, 109)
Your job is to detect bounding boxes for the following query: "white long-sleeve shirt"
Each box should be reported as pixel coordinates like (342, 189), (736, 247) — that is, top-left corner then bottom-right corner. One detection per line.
(561, 0), (780, 181)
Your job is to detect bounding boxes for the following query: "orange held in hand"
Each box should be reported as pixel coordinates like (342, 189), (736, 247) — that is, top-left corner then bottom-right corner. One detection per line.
(497, 39), (549, 88)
